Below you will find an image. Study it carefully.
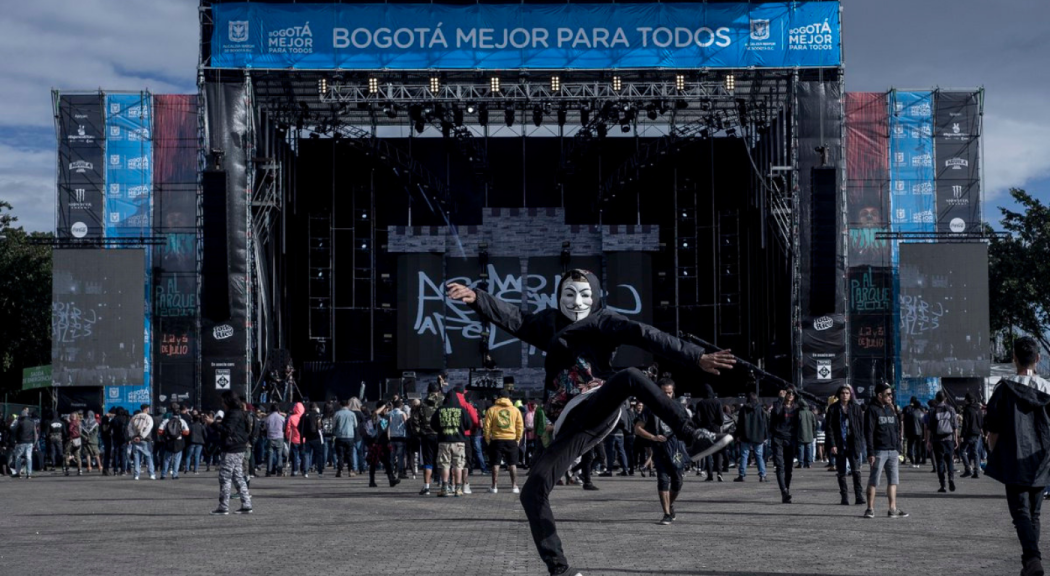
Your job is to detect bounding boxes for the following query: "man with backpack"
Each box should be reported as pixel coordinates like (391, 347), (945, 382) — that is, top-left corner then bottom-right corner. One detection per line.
(414, 381), (443, 495)
(925, 390), (960, 493)
(158, 404), (190, 480)
(298, 402), (324, 477)
(128, 405), (156, 480)
(902, 397), (926, 468)
(986, 337), (1050, 576)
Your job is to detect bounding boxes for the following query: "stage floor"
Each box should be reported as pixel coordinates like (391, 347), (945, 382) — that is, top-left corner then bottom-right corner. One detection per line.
(2, 462), (1030, 575)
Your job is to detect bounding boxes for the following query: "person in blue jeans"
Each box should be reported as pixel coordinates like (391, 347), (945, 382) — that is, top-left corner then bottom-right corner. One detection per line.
(185, 414), (206, 474)
(733, 392), (768, 482)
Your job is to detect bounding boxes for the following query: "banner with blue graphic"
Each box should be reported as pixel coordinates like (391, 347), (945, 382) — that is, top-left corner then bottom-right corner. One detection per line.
(889, 92), (935, 236)
(104, 93), (153, 399)
(209, 2), (840, 70)
(104, 384), (152, 414)
(105, 94), (152, 238)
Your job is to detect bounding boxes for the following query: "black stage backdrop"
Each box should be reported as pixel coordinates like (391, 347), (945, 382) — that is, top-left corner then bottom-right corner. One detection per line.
(606, 252), (653, 368)
(57, 387), (103, 415)
(57, 94), (105, 239)
(397, 253), (445, 370)
(446, 257), (522, 369)
(526, 255), (602, 368)
(52, 249), (145, 387)
(899, 243), (990, 378)
(934, 91), (982, 234)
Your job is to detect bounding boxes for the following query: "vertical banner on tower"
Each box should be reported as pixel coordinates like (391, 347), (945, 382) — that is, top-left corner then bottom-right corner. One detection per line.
(153, 94), (200, 405)
(934, 91), (981, 234)
(845, 93), (892, 396)
(105, 93), (153, 237)
(57, 94), (105, 239)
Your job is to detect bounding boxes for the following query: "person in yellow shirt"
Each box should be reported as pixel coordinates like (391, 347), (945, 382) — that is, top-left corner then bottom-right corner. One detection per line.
(484, 389), (525, 494)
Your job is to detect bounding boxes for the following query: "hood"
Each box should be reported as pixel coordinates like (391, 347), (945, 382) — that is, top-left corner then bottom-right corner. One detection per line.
(1000, 376), (1050, 410)
(291, 402), (305, 416)
(494, 397), (514, 408)
(446, 391), (467, 408)
(554, 266), (604, 321)
(700, 384), (716, 400)
(82, 411), (99, 433)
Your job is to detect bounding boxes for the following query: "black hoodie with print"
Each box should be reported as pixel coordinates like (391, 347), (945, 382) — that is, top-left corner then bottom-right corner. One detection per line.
(985, 376), (1050, 488)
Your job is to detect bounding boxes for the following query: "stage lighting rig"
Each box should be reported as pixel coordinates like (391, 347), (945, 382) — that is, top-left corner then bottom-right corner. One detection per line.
(318, 78), (328, 96)
(466, 103), (476, 114)
(556, 106), (567, 127)
(612, 76), (622, 91)
(646, 104), (658, 121)
(723, 73), (735, 92)
(596, 123), (608, 138)
(490, 76), (501, 92)
(532, 106), (543, 127)
(368, 77), (379, 94)
(504, 104), (515, 127)
(453, 106), (464, 127)
(550, 75), (561, 91)
(429, 76), (440, 93)
(675, 74), (686, 91)
(383, 104), (397, 119)
(580, 108), (590, 124)
(478, 104), (489, 126)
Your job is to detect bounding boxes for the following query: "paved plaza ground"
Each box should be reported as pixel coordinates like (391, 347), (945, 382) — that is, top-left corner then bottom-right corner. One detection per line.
(0, 462), (1036, 575)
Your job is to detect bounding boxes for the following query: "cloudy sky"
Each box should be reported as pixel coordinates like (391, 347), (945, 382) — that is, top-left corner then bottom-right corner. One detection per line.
(1, 0), (1047, 232)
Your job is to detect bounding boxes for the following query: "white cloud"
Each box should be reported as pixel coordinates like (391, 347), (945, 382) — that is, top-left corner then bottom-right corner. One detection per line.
(0, 143), (56, 232)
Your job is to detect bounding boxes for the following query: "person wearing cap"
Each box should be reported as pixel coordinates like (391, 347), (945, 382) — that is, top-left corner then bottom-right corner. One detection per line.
(863, 383), (908, 519)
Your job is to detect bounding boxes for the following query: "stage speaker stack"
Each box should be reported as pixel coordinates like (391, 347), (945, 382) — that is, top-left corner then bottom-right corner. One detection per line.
(201, 170), (231, 321)
(809, 167), (837, 316)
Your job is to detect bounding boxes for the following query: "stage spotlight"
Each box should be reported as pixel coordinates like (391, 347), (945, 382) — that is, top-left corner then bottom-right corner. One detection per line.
(359, 239), (369, 250)
(358, 209), (369, 221)
(620, 123), (631, 133)
(318, 77), (328, 96)
(490, 76), (501, 92)
(596, 123), (608, 138)
(368, 77), (379, 94)
(414, 120), (425, 134)
(557, 107), (567, 127)
(723, 73), (735, 92)
(505, 104), (515, 127)
(612, 76), (622, 91)
(646, 104), (658, 121)
(453, 106), (464, 127)
(384, 104), (397, 119)
(681, 238), (690, 248)
(659, 101), (669, 115)
(725, 126), (738, 137)
(675, 74), (686, 91)
(478, 104), (489, 126)
(409, 104), (423, 122)
(466, 103), (476, 114)
(532, 106), (543, 127)
(429, 76), (440, 93)
(580, 108), (590, 125)
(551, 75), (561, 91)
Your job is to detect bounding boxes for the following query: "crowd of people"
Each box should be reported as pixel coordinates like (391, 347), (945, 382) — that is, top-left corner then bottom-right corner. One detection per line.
(3, 337), (1048, 575)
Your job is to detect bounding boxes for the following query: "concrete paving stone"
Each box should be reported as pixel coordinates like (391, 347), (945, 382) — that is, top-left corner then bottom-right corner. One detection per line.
(0, 464), (1037, 575)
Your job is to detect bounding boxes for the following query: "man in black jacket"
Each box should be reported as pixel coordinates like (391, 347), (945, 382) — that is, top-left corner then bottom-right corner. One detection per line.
(769, 388), (807, 503)
(986, 337), (1050, 576)
(902, 397), (926, 468)
(693, 384), (726, 482)
(925, 391), (960, 493)
(826, 385), (866, 506)
(960, 393), (984, 479)
(448, 269), (735, 576)
(863, 383), (908, 519)
(207, 391), (253, 515)
(733, 392), (768, 482)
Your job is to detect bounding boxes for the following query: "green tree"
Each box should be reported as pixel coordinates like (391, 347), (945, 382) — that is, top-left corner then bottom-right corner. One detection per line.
(0, 201), (53, 395)
(988, 188), (1050, 358)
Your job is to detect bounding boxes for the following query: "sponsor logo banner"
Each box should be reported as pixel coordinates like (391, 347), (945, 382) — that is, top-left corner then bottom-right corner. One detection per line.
(889, 92), (935, 236)
(105, 94), (152, 238)
(57, 96), (105, 239)
(210, 2), (841, 70)
(934, 91), (981, 234)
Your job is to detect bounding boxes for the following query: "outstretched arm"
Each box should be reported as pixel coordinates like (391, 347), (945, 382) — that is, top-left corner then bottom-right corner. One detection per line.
(599, 314), (737, 375)
(446, 282), (553, 350)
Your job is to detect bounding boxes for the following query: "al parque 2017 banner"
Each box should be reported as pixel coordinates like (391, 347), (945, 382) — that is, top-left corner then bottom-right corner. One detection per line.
(209, 2), (841, 70)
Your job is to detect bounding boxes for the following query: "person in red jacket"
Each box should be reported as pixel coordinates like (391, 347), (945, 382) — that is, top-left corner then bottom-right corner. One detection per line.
(285, 402), (305, 476)
(453, 386), (481, 494)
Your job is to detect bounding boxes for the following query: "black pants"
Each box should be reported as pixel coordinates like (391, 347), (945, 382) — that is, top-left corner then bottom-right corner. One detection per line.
(905, 435), (922, 464)
(1006, 484), (1044, 564)
(520, 367), (692, 574)
(334, 438), (354, 472)
(931, 436), (956, 487)
(772, 438), (796, 495)
(961, 436), (981, 475)
(834, 450), (864, 501)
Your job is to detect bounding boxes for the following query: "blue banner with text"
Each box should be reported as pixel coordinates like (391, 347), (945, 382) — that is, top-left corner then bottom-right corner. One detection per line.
(209, 2), (841, 70)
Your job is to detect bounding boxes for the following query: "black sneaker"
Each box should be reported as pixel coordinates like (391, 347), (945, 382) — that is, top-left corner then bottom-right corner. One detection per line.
(658, 514), (674, 525)
(551, 566), (584, 576)
(937, 486), (947, 493)
(949, 480), (956, 492)
(733, 476), (745, 482)
(863, 508), (875, 519)
(1021, 558), (1045, 576)
(236, 507), (253, 514)
(670, 505), (676, 521)
(582, 483), (599, 491)
(782, 493), (792, 504)
(210, 508), (229, 515)
(887, 508), (909, 518)
(687, 429), (733, 462)
(960, 470), (971, 478)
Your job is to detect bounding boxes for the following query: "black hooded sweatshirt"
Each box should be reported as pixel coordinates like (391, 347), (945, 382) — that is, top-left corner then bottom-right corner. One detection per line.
(985, 376), (1050, 488)
(468, 269), (705, 394)
(693, 384), (723, 434)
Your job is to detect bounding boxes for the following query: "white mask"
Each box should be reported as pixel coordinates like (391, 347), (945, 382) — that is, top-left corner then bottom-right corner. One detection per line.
(559, 280), (594, 322)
